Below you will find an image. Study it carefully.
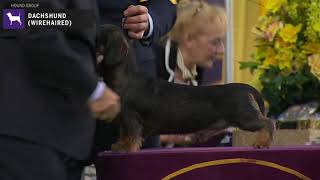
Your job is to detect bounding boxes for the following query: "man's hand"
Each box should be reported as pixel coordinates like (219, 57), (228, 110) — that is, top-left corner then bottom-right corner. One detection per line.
(123, 5), (150, 39)
(89, 87), (121, 122)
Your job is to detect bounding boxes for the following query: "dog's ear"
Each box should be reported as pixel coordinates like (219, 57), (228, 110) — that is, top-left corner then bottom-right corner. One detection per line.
(98, 24), (130, 67)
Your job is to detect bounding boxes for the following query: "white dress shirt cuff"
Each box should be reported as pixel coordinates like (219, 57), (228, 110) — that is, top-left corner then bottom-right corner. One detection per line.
(143, 13), (154, 39)
(89, 81), (106, 102)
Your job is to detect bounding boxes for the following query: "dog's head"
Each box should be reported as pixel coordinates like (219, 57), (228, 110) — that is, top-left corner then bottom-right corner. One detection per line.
(96, 24), (137, 87)
(97, 24), (132, 69)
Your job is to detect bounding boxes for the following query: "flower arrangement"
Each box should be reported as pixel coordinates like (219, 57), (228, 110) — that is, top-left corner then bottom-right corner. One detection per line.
(240, 0), (320, 117)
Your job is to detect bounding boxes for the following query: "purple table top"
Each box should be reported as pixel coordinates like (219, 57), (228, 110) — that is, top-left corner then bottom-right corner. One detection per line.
(95, 146), (320, 180)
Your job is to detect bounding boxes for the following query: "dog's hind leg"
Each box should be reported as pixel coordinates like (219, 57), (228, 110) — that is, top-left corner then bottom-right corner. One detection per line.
(244, 93), (276, 148)
(239, 116), (275, 148)
(111, 110), (144, 153)
(253, 117), (275, 148)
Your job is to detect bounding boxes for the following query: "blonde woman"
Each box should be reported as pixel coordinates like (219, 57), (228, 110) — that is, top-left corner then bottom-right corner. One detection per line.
(154, 0), (228, 147)
(156, 0), (226, 86)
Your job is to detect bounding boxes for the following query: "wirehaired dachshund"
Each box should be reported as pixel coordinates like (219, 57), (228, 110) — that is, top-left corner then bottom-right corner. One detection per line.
(96, 24), (275, 153)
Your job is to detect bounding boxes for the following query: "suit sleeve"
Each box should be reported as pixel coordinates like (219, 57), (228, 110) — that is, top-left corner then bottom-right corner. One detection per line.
(142, 0), (176, 45)
(22, 0), (99, 103)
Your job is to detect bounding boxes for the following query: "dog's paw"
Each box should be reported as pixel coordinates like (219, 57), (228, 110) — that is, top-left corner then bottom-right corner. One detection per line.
(253, 141), (270, 149)
(253, 129), (272, 149)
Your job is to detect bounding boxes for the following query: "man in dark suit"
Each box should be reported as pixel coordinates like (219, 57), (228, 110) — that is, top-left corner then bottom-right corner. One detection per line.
(0, 0), (120, 179)
(94, 0), (176, 150)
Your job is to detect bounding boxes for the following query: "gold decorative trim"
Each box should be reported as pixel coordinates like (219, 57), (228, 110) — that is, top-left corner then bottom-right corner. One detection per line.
(162, 158), (311, 180)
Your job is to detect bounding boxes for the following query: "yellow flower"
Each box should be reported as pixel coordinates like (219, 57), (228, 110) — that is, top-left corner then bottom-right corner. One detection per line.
(278, 24), (302, 43)
(308, 54), (320, 80)
(276, 49), (293, 70)
(265, 0), (287, 13)
(262, 48), (277, 68)
(302, 42), (320, 55)
(274, 37), (295, 50)
(278, 61), (291, 71)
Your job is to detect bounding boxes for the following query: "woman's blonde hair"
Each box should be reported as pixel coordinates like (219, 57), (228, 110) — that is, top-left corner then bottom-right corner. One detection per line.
(169, 0), (227, 43)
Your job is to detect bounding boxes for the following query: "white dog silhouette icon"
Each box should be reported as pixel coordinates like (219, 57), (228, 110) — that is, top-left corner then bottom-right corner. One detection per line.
(6, 12), (22, 25)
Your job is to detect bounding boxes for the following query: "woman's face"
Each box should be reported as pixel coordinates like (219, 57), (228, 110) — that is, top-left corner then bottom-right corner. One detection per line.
(189, 26), (225, 69)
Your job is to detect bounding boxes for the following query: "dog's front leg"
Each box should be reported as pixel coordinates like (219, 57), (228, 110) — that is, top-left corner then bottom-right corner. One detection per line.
(111, 110), (144, 153)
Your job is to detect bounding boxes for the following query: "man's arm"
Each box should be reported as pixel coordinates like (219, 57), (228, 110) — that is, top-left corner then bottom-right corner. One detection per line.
(122, 0), (176, 44)
(146, 0), (176, 42)
(20, 0), (98, 103)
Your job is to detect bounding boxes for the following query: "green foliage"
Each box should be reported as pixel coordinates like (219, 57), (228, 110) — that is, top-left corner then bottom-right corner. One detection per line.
(239, 61), (260, 73)
(260, 65), (320, 115)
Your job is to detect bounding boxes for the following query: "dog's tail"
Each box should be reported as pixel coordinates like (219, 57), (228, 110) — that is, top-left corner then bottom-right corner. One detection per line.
(248, 92), (265, 116)
(231, 83), (266, 116)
